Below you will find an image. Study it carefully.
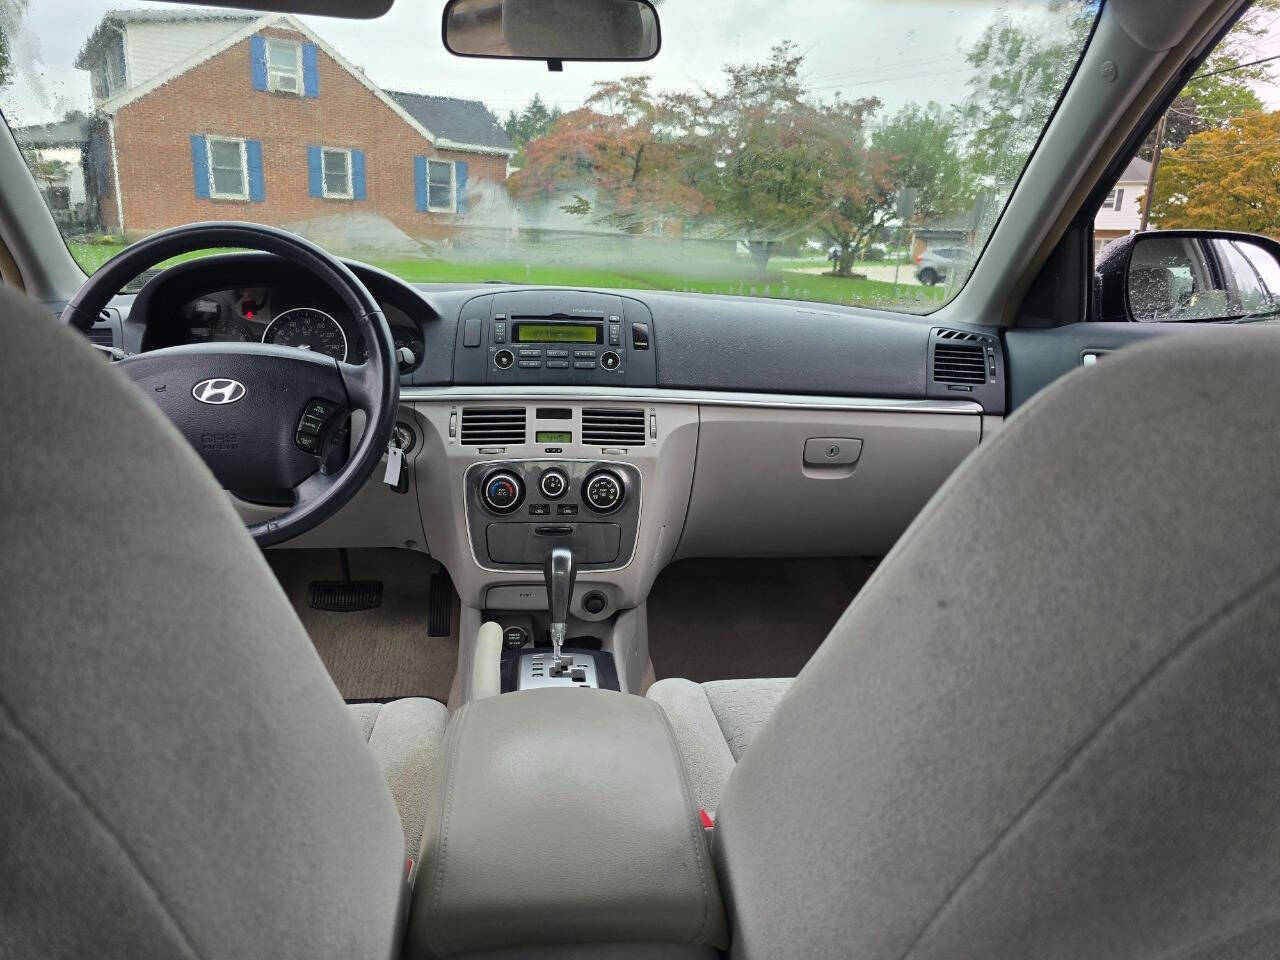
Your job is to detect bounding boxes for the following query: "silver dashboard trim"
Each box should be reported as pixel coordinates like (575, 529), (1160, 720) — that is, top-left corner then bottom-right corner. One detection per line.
(402, 385), (982, 414)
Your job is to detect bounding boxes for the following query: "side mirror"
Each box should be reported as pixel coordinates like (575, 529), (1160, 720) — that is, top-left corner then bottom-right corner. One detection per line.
(1094, 230), (1280, 323)
(443, 0), (660, 65)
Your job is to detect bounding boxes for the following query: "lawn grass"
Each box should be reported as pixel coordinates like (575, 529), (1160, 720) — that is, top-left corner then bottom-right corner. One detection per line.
(68, 241), (944, 312)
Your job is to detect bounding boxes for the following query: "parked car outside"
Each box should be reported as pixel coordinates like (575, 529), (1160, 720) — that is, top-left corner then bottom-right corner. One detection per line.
(916, 245), (970, 285)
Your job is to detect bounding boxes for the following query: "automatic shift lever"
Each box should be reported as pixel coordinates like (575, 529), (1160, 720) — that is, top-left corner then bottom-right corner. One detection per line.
(544, 546), (576, 668)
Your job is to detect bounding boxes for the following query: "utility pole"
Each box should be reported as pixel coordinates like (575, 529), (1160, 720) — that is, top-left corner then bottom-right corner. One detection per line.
(1139, 112), (1167, 232)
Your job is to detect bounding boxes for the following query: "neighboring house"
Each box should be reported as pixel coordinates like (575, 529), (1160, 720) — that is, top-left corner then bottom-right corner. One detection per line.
(13, 116), (92, 230)
(75, 8), (514, 237)
(1094, 155), (1152, 253)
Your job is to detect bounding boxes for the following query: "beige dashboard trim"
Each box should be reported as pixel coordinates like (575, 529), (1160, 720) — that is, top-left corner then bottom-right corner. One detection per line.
(401, 386), (982, 415)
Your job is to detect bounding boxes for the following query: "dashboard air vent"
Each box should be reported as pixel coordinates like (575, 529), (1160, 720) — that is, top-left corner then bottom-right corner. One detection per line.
(936, 328), (983, 343)
(87, 327), (114, 348)
(932, 343), (987, 385)
(460, 407), (526, 445)
(582, 408), (646, 446)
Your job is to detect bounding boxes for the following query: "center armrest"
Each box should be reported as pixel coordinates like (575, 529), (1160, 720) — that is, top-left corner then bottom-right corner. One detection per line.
(406, 688), (728, 959)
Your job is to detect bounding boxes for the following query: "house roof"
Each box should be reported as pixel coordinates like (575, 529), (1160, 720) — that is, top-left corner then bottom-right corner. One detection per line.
(82, 10), (515, 157)
(13, 117), (91, 148)
(387, 92), (514, 155)
(1119, 155), (1152, 184)
(76, 8), (255, 68)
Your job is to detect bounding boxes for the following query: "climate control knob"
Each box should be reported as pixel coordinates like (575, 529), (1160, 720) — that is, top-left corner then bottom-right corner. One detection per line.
(481, 470), (524, 513)
(582, 470), (625, 514)
(539, 468), (569, 500)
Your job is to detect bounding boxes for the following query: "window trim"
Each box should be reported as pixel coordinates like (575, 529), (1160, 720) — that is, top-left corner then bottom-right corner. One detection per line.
(321, 146), (354, 200)
(206, 135), (249, 201)
(426, 158), (456, 213)
(265, 38), (303, 95)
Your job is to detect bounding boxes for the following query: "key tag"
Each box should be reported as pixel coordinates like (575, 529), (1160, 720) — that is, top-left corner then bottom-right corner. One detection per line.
(382, 442), (405, 488)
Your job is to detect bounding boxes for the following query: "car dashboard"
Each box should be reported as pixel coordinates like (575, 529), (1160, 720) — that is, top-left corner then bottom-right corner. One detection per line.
(96, 250), (1006, 632)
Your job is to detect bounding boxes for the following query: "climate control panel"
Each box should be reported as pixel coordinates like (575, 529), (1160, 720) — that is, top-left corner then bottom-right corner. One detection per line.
(466, 460), (642, 571)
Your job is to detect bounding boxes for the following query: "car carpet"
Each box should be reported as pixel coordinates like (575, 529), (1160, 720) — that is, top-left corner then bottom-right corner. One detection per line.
(645, 557), (876, 683)
(265, 547), (457, 702)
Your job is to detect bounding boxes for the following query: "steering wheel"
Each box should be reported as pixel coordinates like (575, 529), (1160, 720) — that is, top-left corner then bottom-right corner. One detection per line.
(61, 222), (399, 547)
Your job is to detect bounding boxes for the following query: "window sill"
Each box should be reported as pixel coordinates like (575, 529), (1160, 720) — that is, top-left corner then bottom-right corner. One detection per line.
(321, 194), (355, 201)
(208, 194), (250, 202)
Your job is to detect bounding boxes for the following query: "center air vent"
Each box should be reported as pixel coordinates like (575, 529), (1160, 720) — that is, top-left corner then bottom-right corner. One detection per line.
(460, 407), (526, 445)
(932, 343), (987, 385)
(582, 408), (646, 446)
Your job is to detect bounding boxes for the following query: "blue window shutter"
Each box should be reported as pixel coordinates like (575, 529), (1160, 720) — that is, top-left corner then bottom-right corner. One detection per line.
(413, 156), (427, 212)
(302, 43), (319, 97)
(250, 35), (267, 91)
(454, 161), (468, 214)
(246, 140), (265, 202)
(190, 135), (210, 198)
(351, 149), (366, 200)
(307, 145), (323, 198)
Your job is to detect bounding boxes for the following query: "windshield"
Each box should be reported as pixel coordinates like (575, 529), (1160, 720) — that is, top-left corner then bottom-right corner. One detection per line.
(3, 0), (1096, 313)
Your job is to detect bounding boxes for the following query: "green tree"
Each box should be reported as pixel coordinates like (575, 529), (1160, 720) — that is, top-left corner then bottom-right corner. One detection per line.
(872, 102), (976, 222)
(502, 94), (562, 165)
(961, 3), (1094, 184)
(24, 150), (68, 189)
(689, 42), (840, 273)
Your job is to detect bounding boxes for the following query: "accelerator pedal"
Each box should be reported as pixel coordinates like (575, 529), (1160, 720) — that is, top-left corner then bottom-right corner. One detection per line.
(428, 568), (454, 636)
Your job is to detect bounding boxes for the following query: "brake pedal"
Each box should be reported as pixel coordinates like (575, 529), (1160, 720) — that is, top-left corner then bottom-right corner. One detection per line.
(308, 580), (382, 612)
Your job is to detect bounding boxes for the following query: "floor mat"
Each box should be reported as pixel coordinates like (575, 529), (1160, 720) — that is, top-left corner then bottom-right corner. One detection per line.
(646, 558), (875, 683)
(265, 548), (457, 702)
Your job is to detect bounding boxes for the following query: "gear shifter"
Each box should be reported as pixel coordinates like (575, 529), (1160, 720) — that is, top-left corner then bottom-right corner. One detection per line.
(544, 546), (576, 669)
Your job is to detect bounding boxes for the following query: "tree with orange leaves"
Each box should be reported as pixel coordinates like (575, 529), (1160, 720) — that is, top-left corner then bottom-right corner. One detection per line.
(1149, 111), (1280, 234)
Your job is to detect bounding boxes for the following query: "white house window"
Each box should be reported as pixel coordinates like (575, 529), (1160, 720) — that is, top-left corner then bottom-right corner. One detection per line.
(427, 159), (455, 211)
(1103, 188), (1125, 211)
(322, 148), (353, 199)
(207, 137), (248, 199)
(266, 39), (302, 94)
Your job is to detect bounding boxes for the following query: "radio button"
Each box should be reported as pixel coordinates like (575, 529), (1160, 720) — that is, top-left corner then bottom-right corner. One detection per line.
(574, 349), (597, 358)
(573, 360), (596, 370)
(546, 349), (569, 358)
(608, 324), (621, 346)
(493, 321), (507, 343)
(518, 360), (542, 369)
(518, 348), (542, 358)
(547, 360), (569, 369)
(600, 351), (621, 371)
(494, 349), (514, 369)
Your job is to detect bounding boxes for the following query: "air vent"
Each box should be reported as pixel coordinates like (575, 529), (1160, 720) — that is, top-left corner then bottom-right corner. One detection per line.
(932, 343), (987, 385)
(460, 407), (526, 445)
(87, 327), (114, 347)
(582, 408), (646, 446)
(936, 328), (983, 343)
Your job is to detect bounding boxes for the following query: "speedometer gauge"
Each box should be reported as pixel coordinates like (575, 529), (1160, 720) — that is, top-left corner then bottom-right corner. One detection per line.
(262, 308), (348, 361)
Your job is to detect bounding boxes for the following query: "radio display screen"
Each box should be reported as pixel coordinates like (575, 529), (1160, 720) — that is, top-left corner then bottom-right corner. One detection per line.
(515, 322), (601, 344)
(536, 431), (572, 444)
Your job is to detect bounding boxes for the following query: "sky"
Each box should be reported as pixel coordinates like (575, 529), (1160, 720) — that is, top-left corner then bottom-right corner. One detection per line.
(0, 0), (1077, 128)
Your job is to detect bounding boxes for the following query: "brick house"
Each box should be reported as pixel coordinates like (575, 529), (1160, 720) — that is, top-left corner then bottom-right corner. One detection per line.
(76, 9), (514, 238)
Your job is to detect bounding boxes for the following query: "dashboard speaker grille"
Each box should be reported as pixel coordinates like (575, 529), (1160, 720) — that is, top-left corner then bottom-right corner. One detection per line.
(582, 408), (646, 446)
(932, 342), (987, 385)
(460, 407), (526, 445)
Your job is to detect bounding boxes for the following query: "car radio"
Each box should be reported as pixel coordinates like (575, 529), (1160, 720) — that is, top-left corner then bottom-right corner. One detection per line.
(454, 290), (657, 387)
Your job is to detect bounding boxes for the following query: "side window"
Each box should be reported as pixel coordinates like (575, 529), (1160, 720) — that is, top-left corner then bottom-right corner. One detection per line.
(266, 40), (302, 94)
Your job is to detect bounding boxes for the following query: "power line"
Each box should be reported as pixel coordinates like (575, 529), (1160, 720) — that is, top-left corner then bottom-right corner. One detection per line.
(1187, 51), (1280, 81)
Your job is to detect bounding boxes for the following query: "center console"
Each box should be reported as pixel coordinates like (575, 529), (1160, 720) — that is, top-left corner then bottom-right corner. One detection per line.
(405, 687), (727, 959)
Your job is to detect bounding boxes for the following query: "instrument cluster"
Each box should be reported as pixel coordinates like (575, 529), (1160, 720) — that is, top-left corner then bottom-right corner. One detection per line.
(179, 286), (424, 372)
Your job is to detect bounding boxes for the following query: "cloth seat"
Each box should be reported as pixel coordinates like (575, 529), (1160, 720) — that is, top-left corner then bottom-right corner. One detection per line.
(347, 698), (449, 864)
(647, 677), (791, 813)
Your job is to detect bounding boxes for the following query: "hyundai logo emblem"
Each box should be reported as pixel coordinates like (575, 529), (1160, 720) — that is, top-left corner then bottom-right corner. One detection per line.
(191, 378), (246, 405)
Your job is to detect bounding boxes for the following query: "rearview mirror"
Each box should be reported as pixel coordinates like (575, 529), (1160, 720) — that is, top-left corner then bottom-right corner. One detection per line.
(442, 0), (660, 65)
(1094, 230), (1280, 323)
